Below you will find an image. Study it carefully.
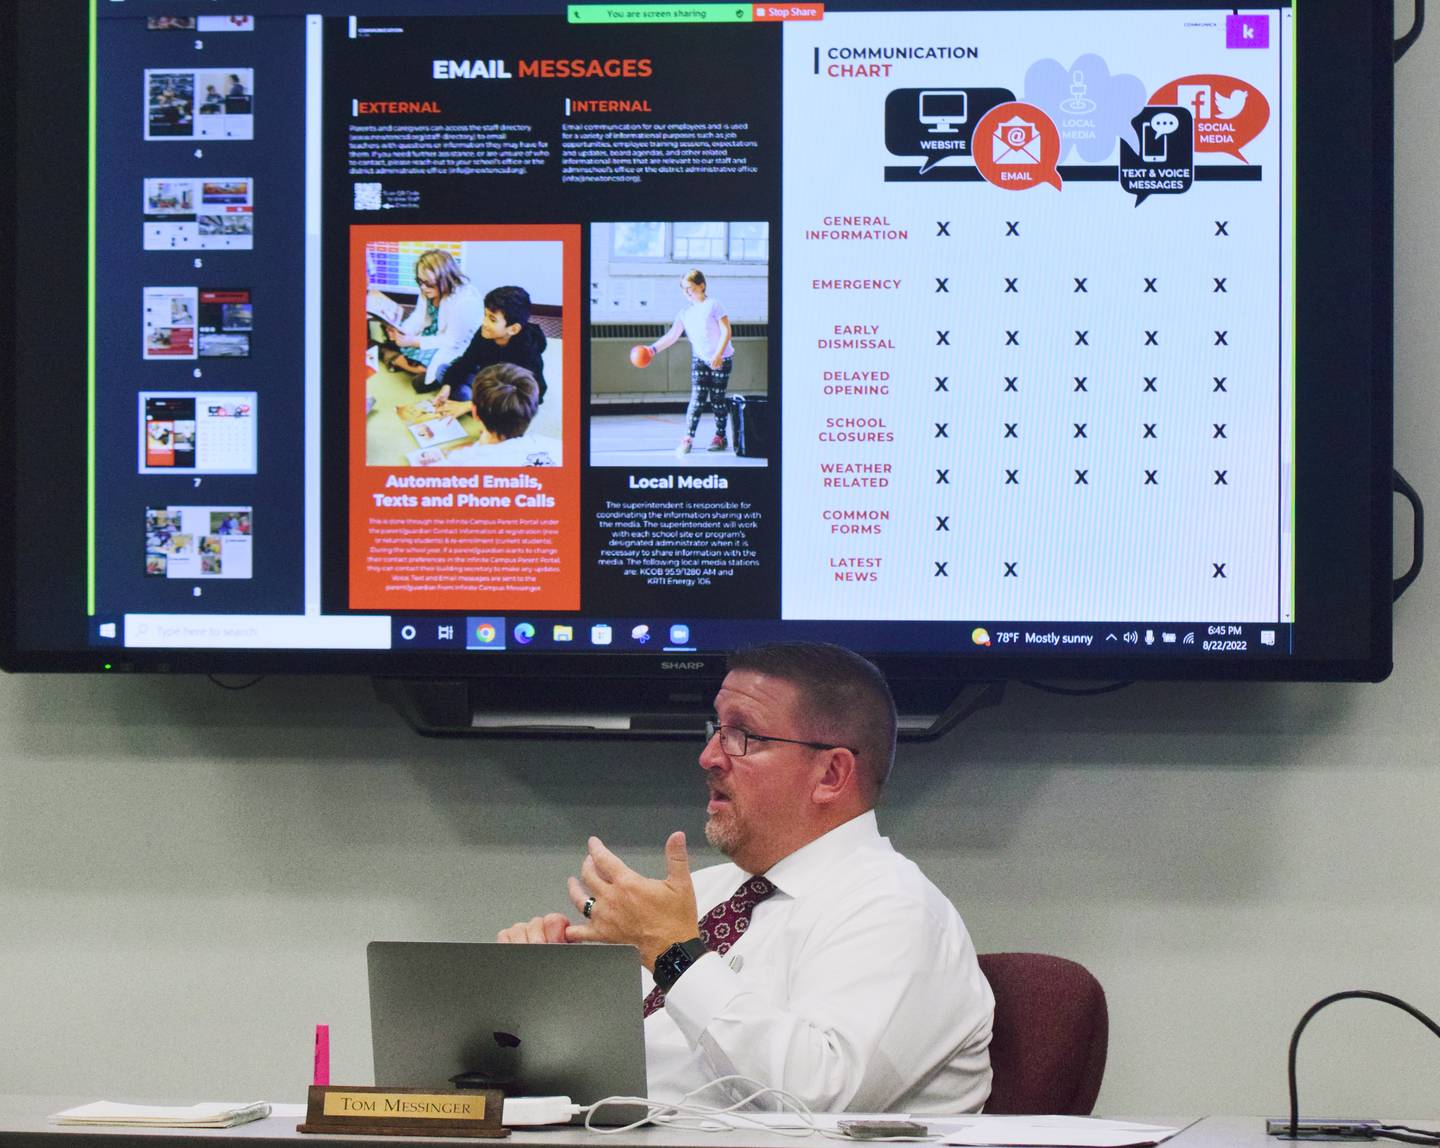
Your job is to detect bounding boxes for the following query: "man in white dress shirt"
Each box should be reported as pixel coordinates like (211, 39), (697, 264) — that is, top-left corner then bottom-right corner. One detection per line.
(498, 642), (994, 1113)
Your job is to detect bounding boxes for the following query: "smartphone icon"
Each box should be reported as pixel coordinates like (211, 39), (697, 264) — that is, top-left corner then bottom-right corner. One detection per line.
(1142, 123), (1167, 162)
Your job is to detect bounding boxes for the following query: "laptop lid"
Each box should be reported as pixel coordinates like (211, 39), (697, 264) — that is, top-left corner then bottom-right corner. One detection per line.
(366, 941), (647, 1119)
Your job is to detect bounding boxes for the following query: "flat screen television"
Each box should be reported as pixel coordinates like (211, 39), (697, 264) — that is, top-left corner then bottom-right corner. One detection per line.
(1, 0), (1398, 733)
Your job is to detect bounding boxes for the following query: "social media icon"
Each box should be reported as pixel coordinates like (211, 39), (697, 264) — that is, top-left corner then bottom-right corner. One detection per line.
(514, 622), (535, 645)
(669, 624), (690, 645)
(466, 617), (507, 649)
(553, 624), (574, 642)
(631, 624), (650, 644)
(591, 623), (612, 646)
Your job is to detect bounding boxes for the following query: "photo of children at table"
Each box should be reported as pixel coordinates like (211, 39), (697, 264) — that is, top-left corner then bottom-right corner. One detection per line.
(362, 238), (565, 468)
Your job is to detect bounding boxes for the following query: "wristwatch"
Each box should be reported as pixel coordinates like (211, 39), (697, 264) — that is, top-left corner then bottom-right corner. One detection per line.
(652, 937), (708, 992)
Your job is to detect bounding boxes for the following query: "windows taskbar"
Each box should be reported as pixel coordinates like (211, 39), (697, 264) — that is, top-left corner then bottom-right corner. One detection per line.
(94, 615), (1295, 655)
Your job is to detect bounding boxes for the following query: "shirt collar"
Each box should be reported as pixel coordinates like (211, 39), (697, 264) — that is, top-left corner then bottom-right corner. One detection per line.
(757, 810), (886, 899)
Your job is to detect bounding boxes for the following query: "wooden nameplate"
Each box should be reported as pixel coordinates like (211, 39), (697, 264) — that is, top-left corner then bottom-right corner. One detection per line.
(297, 1085), (508, 1138)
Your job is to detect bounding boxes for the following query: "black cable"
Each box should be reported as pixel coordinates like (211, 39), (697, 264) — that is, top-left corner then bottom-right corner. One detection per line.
(1022, 680), (1134, 696)
(1380, 1128), (1440, 1142)
(1286, 991), (1440, 1140)
(1395, 0), (1425, 61)
(207, 673), (266, 690)
(1376, 1134), (1440, 1146)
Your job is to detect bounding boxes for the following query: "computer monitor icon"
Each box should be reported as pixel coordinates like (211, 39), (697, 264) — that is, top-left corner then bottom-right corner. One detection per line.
(919, 89), (967, 133)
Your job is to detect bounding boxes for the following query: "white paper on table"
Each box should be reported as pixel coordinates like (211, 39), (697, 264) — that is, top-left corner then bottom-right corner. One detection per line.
(49, 1100), (270, 1128)
(935, 1116), (1181, 1147)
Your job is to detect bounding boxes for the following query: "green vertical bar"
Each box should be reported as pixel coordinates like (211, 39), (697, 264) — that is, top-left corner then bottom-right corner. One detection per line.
(87, 0), (97, 615)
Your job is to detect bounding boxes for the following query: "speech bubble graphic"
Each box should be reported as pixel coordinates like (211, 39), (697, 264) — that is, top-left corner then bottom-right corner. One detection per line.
(1149, 112), (1180, 136)
(1151, 73), (1269, 162)
(884, 87), (1016, 174)
(1023, 54), (1147, 164)
(972, 102), (1062, 191)
(1118, 105), (1193, 206)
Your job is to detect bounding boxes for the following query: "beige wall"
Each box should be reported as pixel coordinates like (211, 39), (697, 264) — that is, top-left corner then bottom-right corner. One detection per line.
(2, 11), (1437, 1115)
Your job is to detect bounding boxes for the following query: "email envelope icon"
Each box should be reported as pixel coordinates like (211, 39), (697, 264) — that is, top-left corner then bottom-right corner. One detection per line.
(992, 116), (1041, 164)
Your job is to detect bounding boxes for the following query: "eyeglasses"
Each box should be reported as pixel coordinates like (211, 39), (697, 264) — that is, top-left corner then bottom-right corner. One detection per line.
(704, 720), (854, 757)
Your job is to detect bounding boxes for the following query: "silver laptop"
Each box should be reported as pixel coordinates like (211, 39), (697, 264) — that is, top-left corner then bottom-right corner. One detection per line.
(367, 941), (648, 1124)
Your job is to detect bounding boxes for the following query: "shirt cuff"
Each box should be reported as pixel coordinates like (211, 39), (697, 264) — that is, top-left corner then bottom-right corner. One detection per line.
(658, 951), (744, 1046)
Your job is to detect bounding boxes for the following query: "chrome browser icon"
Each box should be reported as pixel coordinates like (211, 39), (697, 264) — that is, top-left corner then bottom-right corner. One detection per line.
(466, 616), (507, 650)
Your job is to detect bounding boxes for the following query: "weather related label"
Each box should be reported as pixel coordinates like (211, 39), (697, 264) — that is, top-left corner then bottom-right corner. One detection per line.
(781, 7), (1293, 623)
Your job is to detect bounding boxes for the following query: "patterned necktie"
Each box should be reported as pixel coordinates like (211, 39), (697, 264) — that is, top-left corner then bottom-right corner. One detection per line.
(643, 876), (777, 1017)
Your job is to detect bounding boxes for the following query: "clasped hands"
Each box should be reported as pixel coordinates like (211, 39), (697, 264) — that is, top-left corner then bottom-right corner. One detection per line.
(497, 830), (698, 971)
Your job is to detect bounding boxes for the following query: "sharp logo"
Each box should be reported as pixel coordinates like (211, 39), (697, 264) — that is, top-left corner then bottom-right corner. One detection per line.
(661, 660), (707, 671)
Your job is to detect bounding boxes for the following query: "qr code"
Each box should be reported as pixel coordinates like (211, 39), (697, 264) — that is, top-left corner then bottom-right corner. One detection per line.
(353, 182), (382, 211)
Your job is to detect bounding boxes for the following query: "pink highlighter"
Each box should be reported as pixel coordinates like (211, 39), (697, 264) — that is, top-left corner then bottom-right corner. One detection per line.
(313, 1024), (330, 1087)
